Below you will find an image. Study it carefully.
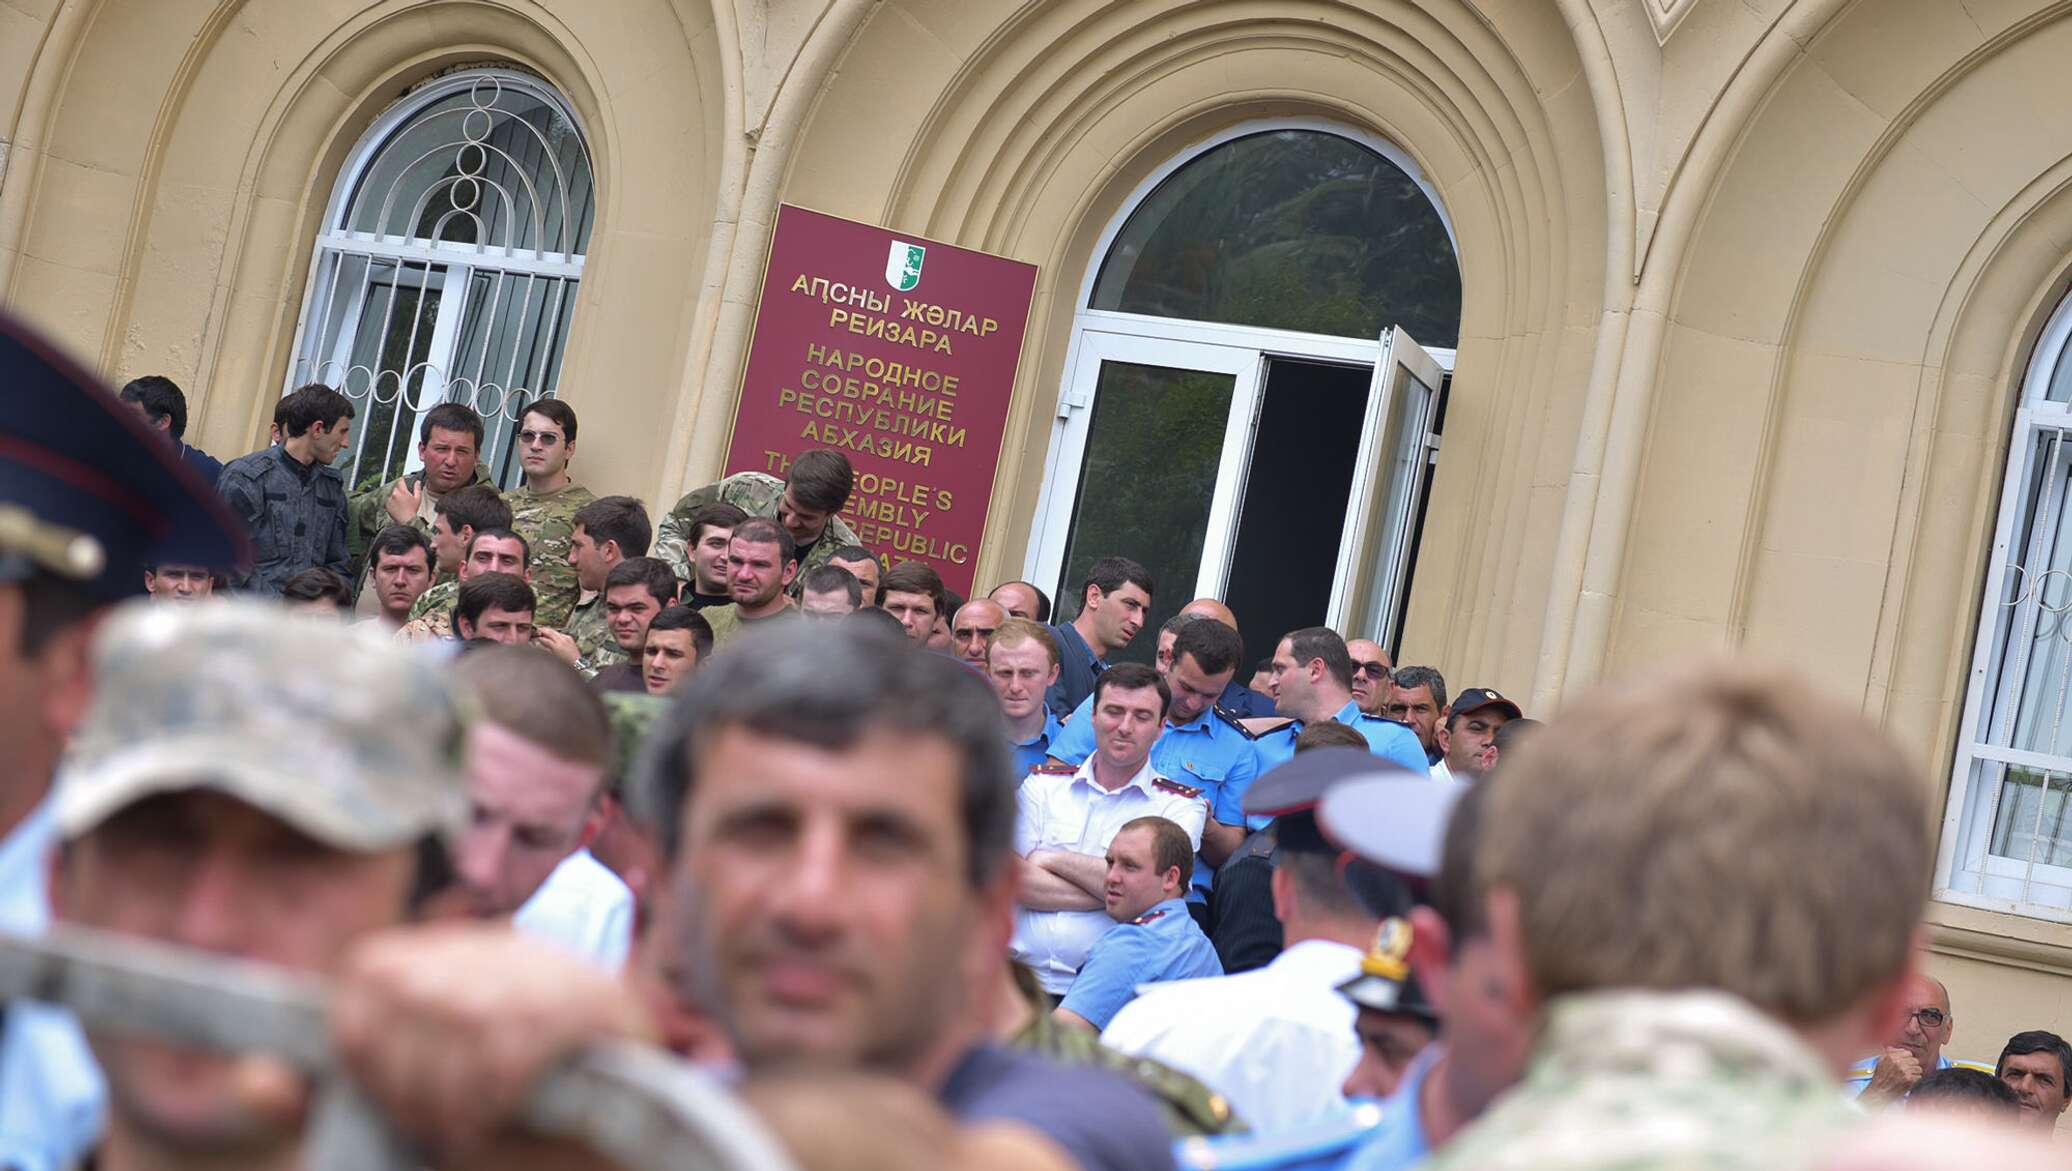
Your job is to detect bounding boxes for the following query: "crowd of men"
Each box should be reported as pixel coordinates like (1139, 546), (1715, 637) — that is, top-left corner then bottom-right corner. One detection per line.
(5, 327), (2072, 1171)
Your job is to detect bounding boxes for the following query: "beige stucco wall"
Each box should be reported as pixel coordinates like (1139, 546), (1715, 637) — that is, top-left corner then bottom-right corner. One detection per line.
(6, 0), (2072, 1050)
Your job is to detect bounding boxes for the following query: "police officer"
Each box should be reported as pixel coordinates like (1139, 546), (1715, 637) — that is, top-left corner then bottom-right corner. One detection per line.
(1172, 767), (1466, 1171)
(0, 312), (244, 1169)
(1045, 618), (1262, 919)
(1253, 628), (1427, 774)
(1055, 816), (1224, 1032)
(1337, 920), (1438, 1101)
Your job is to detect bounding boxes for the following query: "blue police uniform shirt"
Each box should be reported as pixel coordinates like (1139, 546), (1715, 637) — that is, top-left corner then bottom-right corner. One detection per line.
(1058, 898), (1223, 1031)
(1011, 709), (1067, 779)
(1044, 621), (1109, 718)
(1842, 1052), (1958, 1097)
(1343, 1043), (1440, 1171)
(1255, 701), (1428, 776)
(1046, 697), (1263, 899)
(0, 804), (106, 1171)
(1218, 678), (1275, 719)
(1173, 1099), (1389, 1171)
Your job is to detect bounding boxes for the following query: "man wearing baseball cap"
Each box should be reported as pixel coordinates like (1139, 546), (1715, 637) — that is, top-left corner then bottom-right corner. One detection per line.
(48, 603), (468, 1171)
(1430, 688), (1521, 783)
(0, 313), (244, 1170)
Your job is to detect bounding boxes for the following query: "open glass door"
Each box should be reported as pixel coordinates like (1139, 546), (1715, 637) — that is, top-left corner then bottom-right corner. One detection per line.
(1328, 326), (1444, 650)
(1033, 332), (1263, 661)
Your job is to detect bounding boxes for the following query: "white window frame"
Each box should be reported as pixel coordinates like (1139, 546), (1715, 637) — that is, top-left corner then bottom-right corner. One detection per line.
(281, 68), (592, 490)
(1026, 119), (1457, 630)
(1938, 286), (2072, 920)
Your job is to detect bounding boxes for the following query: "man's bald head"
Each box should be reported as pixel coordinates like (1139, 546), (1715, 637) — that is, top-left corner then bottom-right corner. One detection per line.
(951, 598), (1007, 668)
(1897, 971), (1955, 1069)
(1182, 598), (1237, 629)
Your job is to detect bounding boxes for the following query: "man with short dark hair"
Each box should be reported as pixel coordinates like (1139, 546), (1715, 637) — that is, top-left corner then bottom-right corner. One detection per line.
(398, 483), (513, 626)
(452, 645), (632, 970)
(361, 524), (434, 628)
(800, 563), (865, 618)
(991, 619), (1065, 775)
(218, 383), (355, 594)
(655, 449), (862, 595)
(1045, 557), (1154, 718)
(953, 597), (1008, 668)
(581, 557), (680, 692)
(398, 528), (531, 642)
(882, 560), (947, 645)
(556, 495), (652, 673)
(993, 580), (1052, 624)
(1997, 1030), (2072, 1129)
(345, 402), (489, 577)
(119, 373), (222, 485)
(673, 501), (747, 609)
(639, 605), (711, 696)
(143, 563), (215, 602)
(1432, 688), (1521, 781)
(332, 621), (1174, 1170)
(1345, 638), (1394, 718)
(505, 399), (597, 628)
(1179, 599), (1273, 717)
(452, 572), (536, 645)
(0, 315), (243, 1170)
(1257, 628), (1427, 773)
(1384, 666), (1448, 766)
(1054, 816), (1222, 1032)
(830, 544), (882, 604)
(1046, 618), (1262, 919)
(1014, 662), (1209, 997)
(281, 566), (353, 611)
(703, 516), (800, 649)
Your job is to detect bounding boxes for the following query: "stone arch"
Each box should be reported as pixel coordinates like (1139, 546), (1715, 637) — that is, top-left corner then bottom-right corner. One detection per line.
(2, 0), (726, 499)
(770, 0), (1606, 685)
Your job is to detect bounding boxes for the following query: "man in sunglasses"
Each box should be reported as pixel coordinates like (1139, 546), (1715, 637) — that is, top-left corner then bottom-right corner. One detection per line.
(1345, 639), (1393, 718)
(1848, 974), (1966, 1105)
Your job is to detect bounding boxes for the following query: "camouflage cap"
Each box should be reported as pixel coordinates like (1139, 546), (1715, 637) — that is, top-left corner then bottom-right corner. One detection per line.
(54, 600), (468, 851)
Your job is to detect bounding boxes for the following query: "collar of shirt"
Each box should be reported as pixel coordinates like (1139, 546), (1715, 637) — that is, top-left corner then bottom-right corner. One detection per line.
(1266, 938), (1366, 986)
(1012, 709), (1063, 750)
(1071, 754), (1163, 799)
(0, 803), (57, 936)
(270, 443), (316, 480)
(1166, 706), (1217, 736)
(1053, 620), (1107, 672)
(1332, 700), (1368, 725)
(1536, 988), (1838, 1092)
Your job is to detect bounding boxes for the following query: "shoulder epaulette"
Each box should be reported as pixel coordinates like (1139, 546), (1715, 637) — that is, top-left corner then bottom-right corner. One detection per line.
(1132, 907), (1170, 927)
(1213, 706), (1260, 738)
(1030, 762), (1078, 777)
(1153, 777), (1205, 800)
(1174, 1099), (1384, 1169)
(1952, 1059), (1998, 1074)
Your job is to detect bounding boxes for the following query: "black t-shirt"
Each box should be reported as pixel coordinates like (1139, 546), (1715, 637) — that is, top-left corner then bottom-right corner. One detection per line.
(686, 591), (732, 611)
(939, 1044), (1173, 1171)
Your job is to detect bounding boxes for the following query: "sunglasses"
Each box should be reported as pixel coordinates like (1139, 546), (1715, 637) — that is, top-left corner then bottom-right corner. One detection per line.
(1352, 660), (1390, 679)
(517, 429), (563, 446)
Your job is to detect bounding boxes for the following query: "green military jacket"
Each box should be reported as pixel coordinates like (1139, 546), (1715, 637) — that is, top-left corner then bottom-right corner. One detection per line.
(346, 463), (496, 576)
(653, 471), (862, 596)
(565, 591), (626, 675)
(600, 691), (671, 797)
(1424, 989), (1857, 1171)
(1008, 969), (1242, 1139)
(506, 479), (595, 629)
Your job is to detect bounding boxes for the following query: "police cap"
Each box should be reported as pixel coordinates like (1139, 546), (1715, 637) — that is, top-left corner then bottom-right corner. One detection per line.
(0, 313), (244, 601)
(1317, 772), (1467, 884)
(1242, 747), (1421, 914)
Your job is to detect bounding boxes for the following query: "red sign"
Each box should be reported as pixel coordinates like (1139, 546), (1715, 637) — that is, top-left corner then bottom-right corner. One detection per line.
(722, 205), (1040, 597)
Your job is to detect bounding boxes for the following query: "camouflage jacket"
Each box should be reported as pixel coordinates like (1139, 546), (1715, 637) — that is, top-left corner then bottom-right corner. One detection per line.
(407, 578), (456, 623)
(216, 446), (351, 595)
(601, 692), (671, 796)
(565, 591), (626, 674)
(345, 463), (495, 577)
(506, 479), (595, 629)
(1424, 989), (1857, 1171)
(1010, 972), (1242, 1139)
(653, 471), (861, 595)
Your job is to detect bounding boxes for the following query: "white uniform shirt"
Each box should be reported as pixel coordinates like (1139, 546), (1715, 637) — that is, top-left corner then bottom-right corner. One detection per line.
(1100, 938), (1364, 1131)
(512, 848), (635, 971)
(1430, 758), (1453, 783)
(1011, 757), (1209, 994)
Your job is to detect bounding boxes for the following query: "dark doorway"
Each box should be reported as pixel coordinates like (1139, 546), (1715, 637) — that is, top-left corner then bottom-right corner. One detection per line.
(1222, 358), (1370, 671)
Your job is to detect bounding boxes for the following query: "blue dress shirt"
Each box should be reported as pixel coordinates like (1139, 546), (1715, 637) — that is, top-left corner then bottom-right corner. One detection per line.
(1058, 898), (1223, 1030)
(0, 804), (106, 1171)
(1010, 709), (1067, 779)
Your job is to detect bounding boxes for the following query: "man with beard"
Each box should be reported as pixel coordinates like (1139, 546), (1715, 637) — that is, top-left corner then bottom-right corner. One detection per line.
(702, 518), (800, 650)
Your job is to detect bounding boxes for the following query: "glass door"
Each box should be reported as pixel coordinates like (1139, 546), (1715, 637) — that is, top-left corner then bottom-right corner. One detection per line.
(1328, 326), (1444, 650)
(1034, 332), (1263, 661)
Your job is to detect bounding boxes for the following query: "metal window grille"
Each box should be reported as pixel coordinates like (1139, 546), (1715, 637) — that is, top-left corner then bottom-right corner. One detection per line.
(1941, 286), (2072, 919)
(282, 69), (595, 492)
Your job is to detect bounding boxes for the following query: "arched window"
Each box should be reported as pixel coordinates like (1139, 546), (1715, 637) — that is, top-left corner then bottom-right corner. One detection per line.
(1030, 124), (1460, 662)
(1943, 286), (2072, 919)
(283, 69), (595, 491)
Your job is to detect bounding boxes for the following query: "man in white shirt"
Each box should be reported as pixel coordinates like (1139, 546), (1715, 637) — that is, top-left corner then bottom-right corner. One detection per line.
(1013, 662), (1209, 996)
(450, 644), (634, 969)
(1102, 748), (1415, 1131)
